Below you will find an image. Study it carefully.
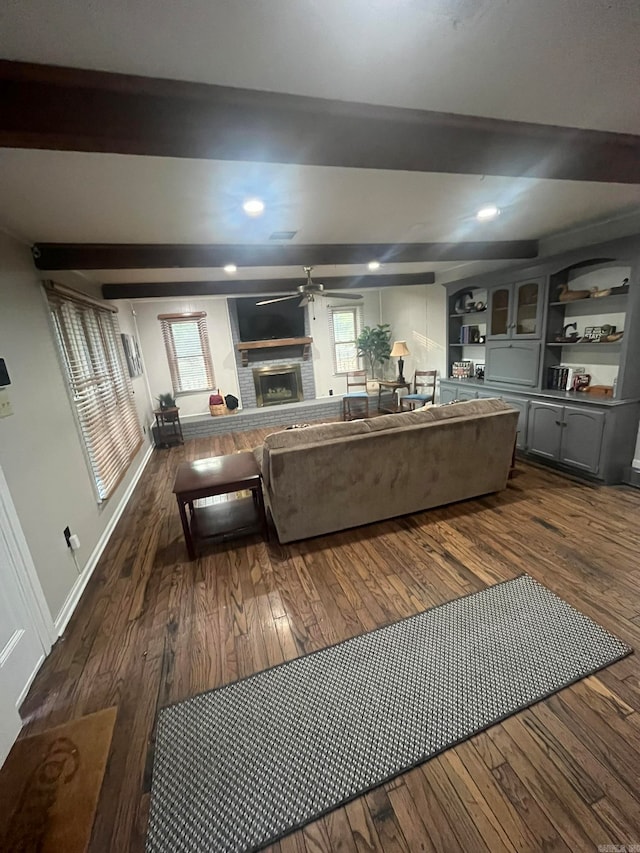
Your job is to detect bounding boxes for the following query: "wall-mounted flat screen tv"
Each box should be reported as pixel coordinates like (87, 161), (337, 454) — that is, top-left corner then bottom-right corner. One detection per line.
(236, 297), (305, 342)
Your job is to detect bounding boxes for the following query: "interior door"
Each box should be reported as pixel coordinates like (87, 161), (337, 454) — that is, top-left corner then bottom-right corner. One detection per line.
(0, 469), (50, 766)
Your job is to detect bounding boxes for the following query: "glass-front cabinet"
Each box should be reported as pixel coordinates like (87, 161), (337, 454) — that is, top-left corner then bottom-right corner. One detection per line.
(488, 278), (543, 340)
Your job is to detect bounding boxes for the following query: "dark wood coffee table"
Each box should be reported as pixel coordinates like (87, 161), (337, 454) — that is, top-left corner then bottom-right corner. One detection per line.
(173, 451), (268, 559)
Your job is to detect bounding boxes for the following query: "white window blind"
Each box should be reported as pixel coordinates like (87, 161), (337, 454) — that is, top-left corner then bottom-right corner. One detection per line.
(159, 313), (215, 394)
(47, 285), (143, 503)
(328, 306), (364, 374)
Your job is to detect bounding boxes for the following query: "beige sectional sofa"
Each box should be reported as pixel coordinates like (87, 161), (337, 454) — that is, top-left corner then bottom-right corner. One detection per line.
(254, 398), (519, 543)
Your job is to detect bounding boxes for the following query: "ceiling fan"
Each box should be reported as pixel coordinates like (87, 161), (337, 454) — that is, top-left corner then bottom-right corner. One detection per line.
(255, 267), (363, 308)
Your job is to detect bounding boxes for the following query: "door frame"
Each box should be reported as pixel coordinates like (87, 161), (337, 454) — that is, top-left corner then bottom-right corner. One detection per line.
(0, 465), (55, 658)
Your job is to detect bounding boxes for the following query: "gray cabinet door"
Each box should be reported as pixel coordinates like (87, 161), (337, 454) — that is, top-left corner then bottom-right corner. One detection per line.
(485, 341), (540, 387)
(439, 383), (476, 403)
(560, 406), (605, 474)
(438, 384), (458, 404)
(501, 396), (529, 449)
(528, 402), (563, 460)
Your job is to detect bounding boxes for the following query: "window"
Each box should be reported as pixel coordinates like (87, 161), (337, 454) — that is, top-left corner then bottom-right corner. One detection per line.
(329, 306), (363, 374)
(158, 312), (215, 394)
(47, 283), (143, 502)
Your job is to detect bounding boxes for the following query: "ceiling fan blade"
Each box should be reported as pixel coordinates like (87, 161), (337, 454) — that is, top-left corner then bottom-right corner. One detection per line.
(298, 297), (309, 307)
(255, 294), (299, 305)
(323, 291), (363, 300)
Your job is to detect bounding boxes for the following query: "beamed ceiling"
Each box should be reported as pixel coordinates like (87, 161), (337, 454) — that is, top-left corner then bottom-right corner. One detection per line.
(1, 1), (640, 299)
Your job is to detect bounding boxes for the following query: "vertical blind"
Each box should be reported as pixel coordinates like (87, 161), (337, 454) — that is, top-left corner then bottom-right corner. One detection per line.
(47, 286), (143, 502)
(158, 313), (215, 394)
(328, 306), (364, 374)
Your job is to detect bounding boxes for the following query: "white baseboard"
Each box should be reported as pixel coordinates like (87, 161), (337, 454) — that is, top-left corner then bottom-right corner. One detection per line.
(54, 444), (154, 635)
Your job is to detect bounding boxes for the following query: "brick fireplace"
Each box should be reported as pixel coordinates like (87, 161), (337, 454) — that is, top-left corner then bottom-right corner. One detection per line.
(228, 300), (316, 408)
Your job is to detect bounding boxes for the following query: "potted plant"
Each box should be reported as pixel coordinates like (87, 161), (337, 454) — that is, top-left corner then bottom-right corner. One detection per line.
(156, 392), (176, 410)
(357, 324), (392, 383)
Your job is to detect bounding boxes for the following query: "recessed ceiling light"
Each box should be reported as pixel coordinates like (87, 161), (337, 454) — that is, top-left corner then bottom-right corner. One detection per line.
(476, 205), (500, 222)
(243, 198), (265, 216)
(224, 264), (237, 274)
(368, 260), (381, 270)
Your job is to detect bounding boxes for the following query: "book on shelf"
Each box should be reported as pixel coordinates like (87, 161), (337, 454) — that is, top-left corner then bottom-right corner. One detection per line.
(458, 324), (481, 344)
(547, 364), (586, 391)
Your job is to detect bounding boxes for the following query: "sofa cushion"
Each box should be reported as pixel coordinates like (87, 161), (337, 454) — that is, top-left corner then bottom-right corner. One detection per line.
(263, 419), (370, 450)
(428, 397), (510, 421)
(363, 407), (437, 432)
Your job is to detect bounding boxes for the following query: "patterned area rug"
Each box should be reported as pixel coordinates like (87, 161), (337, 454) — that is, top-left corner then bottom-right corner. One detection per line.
(146, 575), (631, 853)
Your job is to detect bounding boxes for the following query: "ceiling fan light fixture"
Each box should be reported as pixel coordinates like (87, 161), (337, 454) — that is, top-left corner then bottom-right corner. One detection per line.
(223, 264), (237, 274)
(243, 198), (265, 216)
(368, 260), (381, 270)
(476, 205), (500, 222)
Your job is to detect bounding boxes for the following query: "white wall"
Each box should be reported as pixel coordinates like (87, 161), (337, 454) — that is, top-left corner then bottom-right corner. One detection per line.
(0, 232), (151, 622)
(379, 284), (447, 392)
(133, 297), (239, 418)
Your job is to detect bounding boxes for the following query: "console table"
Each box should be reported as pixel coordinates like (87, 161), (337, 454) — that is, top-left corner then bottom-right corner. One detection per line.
(173, 451), (268, 559)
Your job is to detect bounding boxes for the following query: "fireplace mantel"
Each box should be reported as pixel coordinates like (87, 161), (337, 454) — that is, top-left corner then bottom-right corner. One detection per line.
(236, 337), (312, 367)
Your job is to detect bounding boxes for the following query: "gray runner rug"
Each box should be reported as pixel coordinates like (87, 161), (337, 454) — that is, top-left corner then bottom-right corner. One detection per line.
(146, 574), (631, 853)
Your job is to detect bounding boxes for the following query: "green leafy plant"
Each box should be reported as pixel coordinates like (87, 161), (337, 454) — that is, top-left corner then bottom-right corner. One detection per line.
(357, 324), (392, 379)
(157, 392), (176, 409)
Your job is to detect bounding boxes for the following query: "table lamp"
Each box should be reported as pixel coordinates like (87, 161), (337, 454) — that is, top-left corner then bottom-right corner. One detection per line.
(390, 340), (410, 383)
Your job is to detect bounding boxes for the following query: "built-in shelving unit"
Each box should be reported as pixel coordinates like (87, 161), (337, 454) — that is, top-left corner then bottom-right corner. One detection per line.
(443, 236), (640, 484)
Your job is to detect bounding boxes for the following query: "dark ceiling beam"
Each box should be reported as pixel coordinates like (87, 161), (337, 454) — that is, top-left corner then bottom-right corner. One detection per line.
(102, 273), (436, 300)
(33, 241), (537, 270)
(2, 61), (640, 183)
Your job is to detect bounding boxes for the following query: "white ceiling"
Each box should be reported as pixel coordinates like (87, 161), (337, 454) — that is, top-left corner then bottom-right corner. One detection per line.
(1, 1), (640, 291)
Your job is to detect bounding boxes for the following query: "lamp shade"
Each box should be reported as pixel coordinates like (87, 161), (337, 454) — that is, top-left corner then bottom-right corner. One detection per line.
(390, 340), (410, 357)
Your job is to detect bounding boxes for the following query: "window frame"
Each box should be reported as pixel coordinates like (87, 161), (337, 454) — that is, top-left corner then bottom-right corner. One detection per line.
(158, 312), (216, 396)
(328, 305), (364, 376)
(46, 282), (143, 503)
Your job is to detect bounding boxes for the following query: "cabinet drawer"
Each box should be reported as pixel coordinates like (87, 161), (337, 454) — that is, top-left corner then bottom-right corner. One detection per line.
(485, 341), (540, 387)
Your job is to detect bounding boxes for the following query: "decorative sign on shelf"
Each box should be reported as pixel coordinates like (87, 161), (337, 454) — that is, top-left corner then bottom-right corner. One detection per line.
(451, 360), (473, 379)
(583, 325), (615, 342)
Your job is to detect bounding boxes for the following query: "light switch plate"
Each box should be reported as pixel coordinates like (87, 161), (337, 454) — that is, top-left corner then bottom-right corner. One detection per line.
(0, 388), (13, 418)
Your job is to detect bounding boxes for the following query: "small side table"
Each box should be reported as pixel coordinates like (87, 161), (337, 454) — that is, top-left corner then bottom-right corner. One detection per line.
(153, 407), (183, 448)
(377, 380), (411, 413)
(173, 451), (268, 559)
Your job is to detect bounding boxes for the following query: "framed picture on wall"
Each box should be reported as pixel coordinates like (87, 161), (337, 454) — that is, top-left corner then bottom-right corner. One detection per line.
(121, 333), (143, 378)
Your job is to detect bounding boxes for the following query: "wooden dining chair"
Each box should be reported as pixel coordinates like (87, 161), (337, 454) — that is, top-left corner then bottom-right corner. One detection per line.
(342, 370), (370, 421)
(400, 370), (437, 410)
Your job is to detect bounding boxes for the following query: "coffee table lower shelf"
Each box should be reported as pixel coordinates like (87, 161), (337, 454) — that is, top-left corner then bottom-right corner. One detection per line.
(191, 497), (262, 541)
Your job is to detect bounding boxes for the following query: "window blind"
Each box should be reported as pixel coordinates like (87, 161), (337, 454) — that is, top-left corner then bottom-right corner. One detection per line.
(158, 313), (215, 394)
(47, 286), (143, 502)
(328, 306), (364, 374)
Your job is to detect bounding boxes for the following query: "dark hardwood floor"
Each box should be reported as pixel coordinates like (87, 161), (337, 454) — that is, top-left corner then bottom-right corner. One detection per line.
(17, 427), (640, 852)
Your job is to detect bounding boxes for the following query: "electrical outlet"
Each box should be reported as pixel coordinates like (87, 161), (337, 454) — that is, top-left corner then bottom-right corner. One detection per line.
(0, 388), (13, 418)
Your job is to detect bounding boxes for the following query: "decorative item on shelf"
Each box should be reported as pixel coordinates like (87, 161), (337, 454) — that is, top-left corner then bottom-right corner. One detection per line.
(579, 385), (614, 398)
(475, 363), (485, 381)
(571, 373), (591, 391)
(611, 277), (629, 295)
(557, 284), (590, 302)
(554, 322), (579, 343)
(454, 291), (475, 314)
(602, 330), (624, 343)
(583, 324), (615, 342)
(157, 392), (176, 410)
(474, 301), (486, 312)
(478, 334), (486, 344)
(451, 360), (473, 379)
(390, 340), (410, 383)
(590, 287), (611, 298)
